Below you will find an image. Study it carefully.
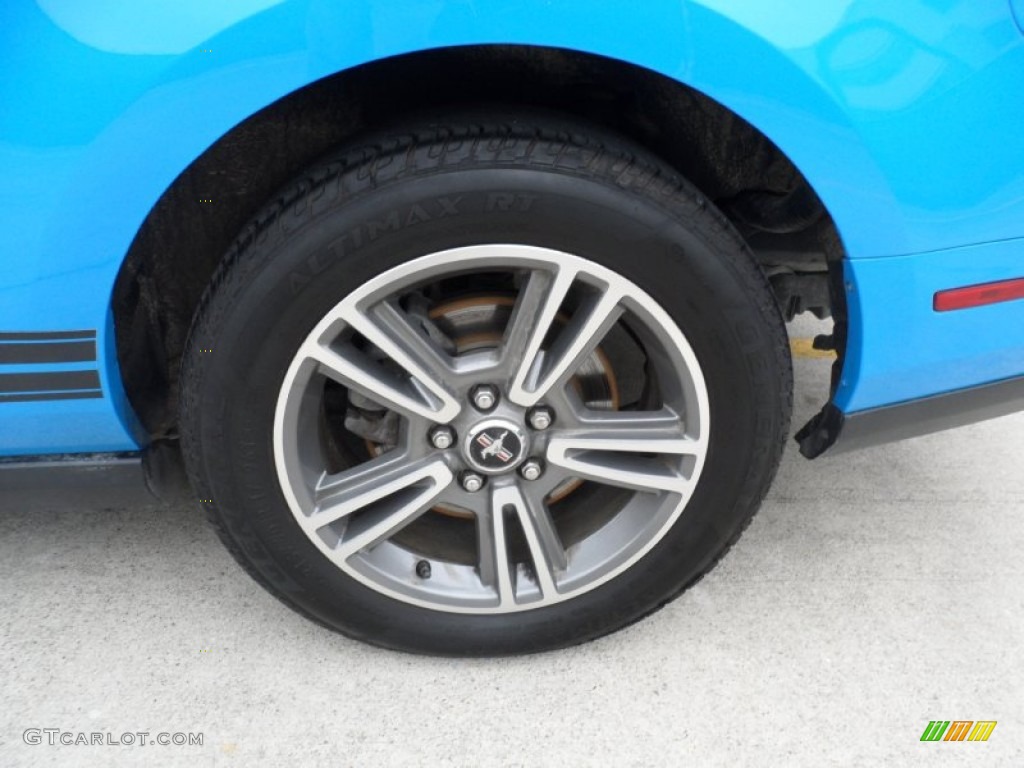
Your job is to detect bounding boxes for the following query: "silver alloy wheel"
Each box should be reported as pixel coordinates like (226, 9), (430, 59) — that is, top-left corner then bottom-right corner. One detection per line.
(273, 244), (710, 614)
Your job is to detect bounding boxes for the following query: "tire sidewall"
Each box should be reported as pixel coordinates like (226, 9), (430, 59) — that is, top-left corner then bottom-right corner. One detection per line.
(184, 142), (788, 655)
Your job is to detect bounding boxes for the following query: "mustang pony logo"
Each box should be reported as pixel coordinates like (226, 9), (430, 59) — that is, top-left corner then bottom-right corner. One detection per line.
(476, 430), (514, 463)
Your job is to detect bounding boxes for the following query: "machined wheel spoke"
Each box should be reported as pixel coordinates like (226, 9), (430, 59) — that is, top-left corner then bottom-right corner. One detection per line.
(305, 300), (461, 422)
(546, 411), (701, 495)
(501, 268), (569, 374)
(478, 484), (566, 606)
(340, 302), (462, 421)
(303, 334), (458, 423)
(368, 301), (457, 384)
(303, 456), (453, 558)
(506, 268), (625, 406)
(476, 488), (515, 607)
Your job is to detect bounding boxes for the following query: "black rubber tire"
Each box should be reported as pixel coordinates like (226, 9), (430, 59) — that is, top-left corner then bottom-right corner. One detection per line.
(179, 111), (792, 656)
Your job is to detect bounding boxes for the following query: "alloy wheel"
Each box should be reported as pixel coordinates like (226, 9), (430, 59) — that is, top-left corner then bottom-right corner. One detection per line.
(273, 244), (710, 613)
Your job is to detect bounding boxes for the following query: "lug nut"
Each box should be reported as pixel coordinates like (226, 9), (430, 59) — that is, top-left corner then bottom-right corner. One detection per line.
(527, 406), (554, 431)
(470, 384), (498, 411)
(519, 459), (544, 481)
(460, 471), (485, 493)
(429, 425), (455, 450)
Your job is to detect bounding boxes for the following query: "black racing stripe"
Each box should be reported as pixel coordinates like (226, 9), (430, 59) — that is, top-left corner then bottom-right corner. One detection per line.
(0, 330), (96, 341)
(0, 370), (101, 394)
(0, 340), (96, 364)
(0, 390), (103, 403)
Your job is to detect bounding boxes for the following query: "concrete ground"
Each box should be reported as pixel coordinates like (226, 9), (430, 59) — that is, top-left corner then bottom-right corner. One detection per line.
(1, 316), (1021, 767)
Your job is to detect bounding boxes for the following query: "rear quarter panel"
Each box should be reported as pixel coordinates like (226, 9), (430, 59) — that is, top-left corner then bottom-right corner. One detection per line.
(1, 0), (1023, 453)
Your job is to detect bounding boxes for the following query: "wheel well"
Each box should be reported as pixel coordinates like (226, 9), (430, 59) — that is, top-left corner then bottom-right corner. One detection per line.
(113, 44), (844, 439)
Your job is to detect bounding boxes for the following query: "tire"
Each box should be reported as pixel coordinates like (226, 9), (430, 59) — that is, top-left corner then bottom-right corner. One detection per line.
(179, 111), (791, 656)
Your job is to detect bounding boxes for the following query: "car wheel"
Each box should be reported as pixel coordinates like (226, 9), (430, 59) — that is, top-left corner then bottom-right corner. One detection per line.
(179, 112), (791, 655)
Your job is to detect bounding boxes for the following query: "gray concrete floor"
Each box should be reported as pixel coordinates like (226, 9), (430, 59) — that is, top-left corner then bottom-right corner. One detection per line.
(1, 317), (1022, 766)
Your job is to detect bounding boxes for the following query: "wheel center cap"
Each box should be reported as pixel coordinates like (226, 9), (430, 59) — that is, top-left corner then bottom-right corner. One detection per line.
(463, 418), (529, 475)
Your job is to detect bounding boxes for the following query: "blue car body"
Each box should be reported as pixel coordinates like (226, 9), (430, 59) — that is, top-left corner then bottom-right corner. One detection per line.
(2, 0), (1023, 458)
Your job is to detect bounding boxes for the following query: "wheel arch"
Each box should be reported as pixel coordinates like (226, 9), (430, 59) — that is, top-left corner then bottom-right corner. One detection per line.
(112, 43), (849, 440)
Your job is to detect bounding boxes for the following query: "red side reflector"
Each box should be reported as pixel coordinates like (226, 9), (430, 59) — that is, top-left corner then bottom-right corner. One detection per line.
(933, 278), (1024, 312)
